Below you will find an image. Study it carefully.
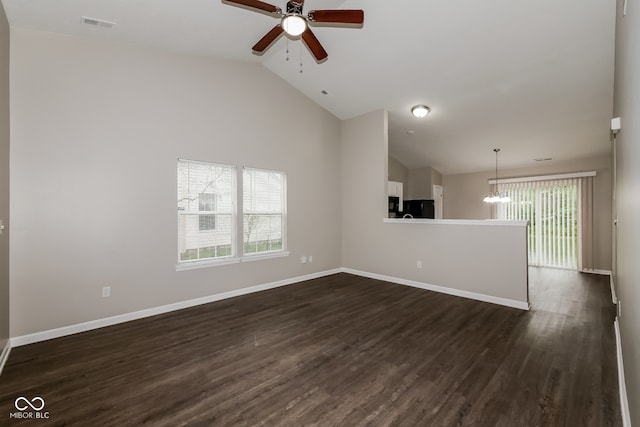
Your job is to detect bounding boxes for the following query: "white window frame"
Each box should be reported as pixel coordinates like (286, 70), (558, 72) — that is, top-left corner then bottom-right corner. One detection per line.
(177, 159), (238, 270)
(176, 161), (289, 271)
(242, 167), (288, 260)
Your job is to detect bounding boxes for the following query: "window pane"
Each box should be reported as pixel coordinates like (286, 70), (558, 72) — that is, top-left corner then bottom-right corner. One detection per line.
(243, 168), (286, 255)
(199, 214), (216, 231)
(199, 193), (216, 212)
(178, 160), (235, 262)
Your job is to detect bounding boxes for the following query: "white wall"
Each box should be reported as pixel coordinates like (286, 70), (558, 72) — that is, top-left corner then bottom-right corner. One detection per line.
(341, 110), (528, 306)
(613, 0), (640, 423)
(9, 29), (342, 337)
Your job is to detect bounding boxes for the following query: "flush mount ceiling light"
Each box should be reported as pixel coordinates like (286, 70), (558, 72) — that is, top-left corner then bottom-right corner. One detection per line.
(483, 148), (512, 204)
(411, 105), (431, 118)
(281, 14), (307, 36)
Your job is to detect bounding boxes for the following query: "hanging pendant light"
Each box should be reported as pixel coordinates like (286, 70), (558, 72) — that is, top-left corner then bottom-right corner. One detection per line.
(483, 148), (512, 204)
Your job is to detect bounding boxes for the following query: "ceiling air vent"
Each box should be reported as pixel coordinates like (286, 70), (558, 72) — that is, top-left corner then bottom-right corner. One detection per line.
(82, 16), (116, 29)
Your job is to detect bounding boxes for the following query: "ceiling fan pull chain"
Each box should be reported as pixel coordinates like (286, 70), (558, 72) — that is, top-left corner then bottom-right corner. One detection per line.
(286, 38), (290, 61)
(300, 45), (303, 73)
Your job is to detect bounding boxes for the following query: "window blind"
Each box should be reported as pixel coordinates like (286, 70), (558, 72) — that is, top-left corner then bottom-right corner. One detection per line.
(243, 168), (286, 255)
(177, 160), (236, 262)
(497, 178), (579, 269)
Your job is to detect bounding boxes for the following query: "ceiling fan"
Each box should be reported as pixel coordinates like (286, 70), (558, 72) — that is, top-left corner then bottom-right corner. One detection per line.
(222, 0), (364, 62)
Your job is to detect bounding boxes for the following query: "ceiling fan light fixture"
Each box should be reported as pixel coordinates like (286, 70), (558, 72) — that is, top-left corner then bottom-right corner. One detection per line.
(411, 105), (430, 118)
(282, 15), (307, 36)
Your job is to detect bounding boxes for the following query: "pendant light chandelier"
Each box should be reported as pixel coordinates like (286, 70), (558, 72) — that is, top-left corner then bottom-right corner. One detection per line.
(483, 148), (511, 203)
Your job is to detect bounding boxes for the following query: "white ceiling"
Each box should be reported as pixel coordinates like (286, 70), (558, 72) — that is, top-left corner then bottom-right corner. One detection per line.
(1, 0), (616, 174)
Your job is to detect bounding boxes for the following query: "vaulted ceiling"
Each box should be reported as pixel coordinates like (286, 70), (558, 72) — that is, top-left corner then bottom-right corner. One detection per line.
(2, 0), (616, 174)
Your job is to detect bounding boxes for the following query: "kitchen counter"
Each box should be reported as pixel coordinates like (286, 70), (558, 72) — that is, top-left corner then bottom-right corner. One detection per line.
(384, 218), (529, 227)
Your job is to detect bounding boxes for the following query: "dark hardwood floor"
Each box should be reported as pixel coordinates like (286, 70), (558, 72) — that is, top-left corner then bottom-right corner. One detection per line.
(0, 269), (621, 426)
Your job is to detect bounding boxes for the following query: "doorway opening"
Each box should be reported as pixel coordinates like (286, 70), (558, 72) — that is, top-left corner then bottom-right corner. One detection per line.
(433, 185), (443, 219)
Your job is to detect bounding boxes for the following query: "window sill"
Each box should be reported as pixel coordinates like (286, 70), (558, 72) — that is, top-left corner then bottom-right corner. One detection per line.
(241, 251), (290, 263)
(176, 257), (240, 271)
(176, 251), (290, 271)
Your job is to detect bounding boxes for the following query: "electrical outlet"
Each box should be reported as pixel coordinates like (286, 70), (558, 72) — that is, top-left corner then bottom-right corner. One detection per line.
(102, 286), (111, 298)
(301, 256), (307, 264)
(308, 255), (313, 263)
(417, 260), (423, 269)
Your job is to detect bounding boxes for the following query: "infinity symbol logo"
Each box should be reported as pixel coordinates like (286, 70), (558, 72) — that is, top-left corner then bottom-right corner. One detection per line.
(14, 396), (45, 411)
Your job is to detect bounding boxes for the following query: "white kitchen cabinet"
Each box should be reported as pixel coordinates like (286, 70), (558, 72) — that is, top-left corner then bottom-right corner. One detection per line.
(388, 181), (404, 210)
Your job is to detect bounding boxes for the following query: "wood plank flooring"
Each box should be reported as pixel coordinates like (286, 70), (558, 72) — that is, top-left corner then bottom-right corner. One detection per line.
(0, 269), (621, 426)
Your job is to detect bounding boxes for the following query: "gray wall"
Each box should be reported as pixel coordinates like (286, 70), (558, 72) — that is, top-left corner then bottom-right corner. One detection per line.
(388, 155), (408, 198)
(443, 155), (612, 271)
(0, 4), (9, 352)
(407, 167), (431, 199)
(407, 166), (443, 199)
(341, 110), (528, 305)
(613, 0), (640, 423)
(9, 29), (342, 337)
(442, 171), (492, 220)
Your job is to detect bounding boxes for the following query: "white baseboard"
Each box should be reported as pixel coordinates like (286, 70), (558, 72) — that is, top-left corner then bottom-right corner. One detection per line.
(11, 268), (342, 347)
(614, 319), (632, 427)
(0, 340), (11, 375)
(341, 268), (530, 311)
(10, 267), (530, 347)
(610, 276), (618, 304)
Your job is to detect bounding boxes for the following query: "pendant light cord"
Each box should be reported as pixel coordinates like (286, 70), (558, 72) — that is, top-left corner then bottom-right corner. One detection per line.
(494, 148), (500, 192)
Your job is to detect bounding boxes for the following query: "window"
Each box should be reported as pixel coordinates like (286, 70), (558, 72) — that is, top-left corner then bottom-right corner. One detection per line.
(243, 168), (286, 255)
(198, 193), (216, 231)
(177, 160), (235, 263)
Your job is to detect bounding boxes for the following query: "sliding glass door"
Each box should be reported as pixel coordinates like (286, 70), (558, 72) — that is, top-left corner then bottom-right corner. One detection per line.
(497, 179), (579, 269)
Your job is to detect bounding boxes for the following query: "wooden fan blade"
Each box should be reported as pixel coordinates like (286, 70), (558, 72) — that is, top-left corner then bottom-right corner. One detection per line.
(223, 0), (280, 14)
(301, 28), (328, 62)
(307, 10), (364, 24)
(252, 25), (284, 52)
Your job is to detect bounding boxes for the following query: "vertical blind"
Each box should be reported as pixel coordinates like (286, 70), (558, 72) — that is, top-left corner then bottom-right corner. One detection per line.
(243, 168), (286, 255)
(497, 178), (579, 269)
(177, 160), (236, 262)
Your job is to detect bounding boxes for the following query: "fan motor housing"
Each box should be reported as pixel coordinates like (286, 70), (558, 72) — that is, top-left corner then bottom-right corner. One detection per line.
(286, 1), (304, 15)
